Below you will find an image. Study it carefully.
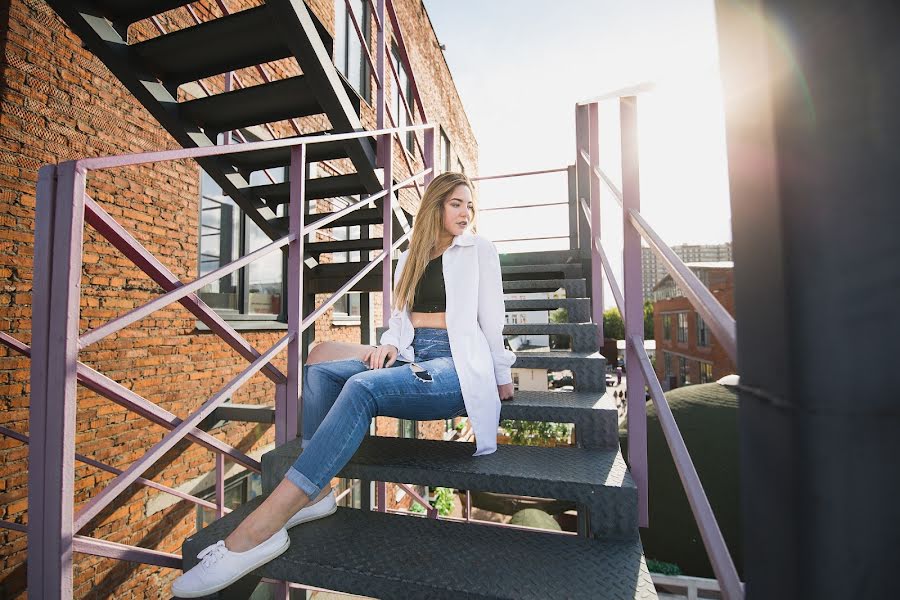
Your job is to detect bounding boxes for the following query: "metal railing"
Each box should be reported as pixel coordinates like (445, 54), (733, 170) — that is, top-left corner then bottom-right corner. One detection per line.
(0, 120), (433, 597)
(574, 90), (742, 599)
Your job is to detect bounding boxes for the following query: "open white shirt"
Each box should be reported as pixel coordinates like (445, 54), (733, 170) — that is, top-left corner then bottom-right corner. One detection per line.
(380, 232), (516, 456)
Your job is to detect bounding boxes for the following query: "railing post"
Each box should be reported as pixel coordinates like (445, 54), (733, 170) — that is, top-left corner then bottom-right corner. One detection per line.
(588, 102), (604, 346)
(375, 0), (386, 168)
(28, 161), (85, 598)
(567, 164), (578, 251)
(282, 144), (307, 445)
(424, 125), (435, 187)
(377, 133), (394, 512)
(621, 96), (648, 527)
(574, 104), (592, 260)
(215, 453), (225, 518)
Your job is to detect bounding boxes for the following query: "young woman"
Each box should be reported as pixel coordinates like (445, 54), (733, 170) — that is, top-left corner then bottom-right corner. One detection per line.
(172, 172), (516, 597)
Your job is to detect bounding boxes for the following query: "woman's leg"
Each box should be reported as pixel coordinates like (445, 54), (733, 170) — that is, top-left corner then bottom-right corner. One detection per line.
(223, 356), (464, 551)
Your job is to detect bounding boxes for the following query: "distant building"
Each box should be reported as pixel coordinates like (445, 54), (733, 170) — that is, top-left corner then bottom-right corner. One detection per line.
(642, 243), (732, 303)
(652, 262), (736, 390)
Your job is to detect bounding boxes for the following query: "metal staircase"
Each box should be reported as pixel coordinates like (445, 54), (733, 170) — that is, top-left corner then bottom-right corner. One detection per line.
(46, 0), (382, 240)
(38, 1), (657, 597)
(187, 248), (658, 599)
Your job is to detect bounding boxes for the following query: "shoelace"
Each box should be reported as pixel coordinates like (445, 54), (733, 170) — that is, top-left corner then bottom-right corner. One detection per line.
(197, 540), (228, 568)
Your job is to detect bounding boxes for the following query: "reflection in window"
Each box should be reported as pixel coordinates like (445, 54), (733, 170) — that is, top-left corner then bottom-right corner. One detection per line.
(334, 0), (371, 101)
(199, 167), (285, 319)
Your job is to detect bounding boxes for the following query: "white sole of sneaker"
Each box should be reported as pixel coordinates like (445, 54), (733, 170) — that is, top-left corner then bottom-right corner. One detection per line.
(286, 497), (338, 529)
(173, 535), (291, 598)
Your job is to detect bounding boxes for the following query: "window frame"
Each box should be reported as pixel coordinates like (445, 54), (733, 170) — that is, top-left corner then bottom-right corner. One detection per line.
(197, 156), (288, 327)
(676, 312), (689, 343)
(334, 0), (372, 104)
(390, 43), (415, 155)
(663, 313), (672, 341)
(699, 361), (713, 383)
(697, 314), (710, 347)
(440, 127), (451, 174)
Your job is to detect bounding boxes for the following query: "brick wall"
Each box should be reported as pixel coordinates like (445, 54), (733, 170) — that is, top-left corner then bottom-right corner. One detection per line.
(0, 0), (477, 597)
(652, 269), (737, 389)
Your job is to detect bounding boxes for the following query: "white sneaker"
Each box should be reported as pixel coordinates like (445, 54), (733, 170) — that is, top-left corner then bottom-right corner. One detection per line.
(286, 489), (337, 529)
(171, 528), (290, 598)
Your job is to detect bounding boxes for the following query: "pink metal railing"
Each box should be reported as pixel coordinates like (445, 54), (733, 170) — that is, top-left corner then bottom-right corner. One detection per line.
(8, 121), (434, 597)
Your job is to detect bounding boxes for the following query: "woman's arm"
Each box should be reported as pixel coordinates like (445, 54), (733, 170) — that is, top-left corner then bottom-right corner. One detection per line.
(378, 250), (408, 351)
(476, 237), (516, 385)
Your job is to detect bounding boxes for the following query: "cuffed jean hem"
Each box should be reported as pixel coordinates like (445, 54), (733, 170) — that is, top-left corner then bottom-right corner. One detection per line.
(285, 466), (321, 501)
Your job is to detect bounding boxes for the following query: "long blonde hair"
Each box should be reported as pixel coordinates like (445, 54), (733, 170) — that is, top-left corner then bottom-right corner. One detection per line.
(393, 172), (476, 311)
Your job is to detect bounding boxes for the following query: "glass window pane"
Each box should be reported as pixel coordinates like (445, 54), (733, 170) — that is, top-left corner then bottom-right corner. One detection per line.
(334, 0), (347, 72)
(199, 193), (240, 312)
(246, 206), (284, 316)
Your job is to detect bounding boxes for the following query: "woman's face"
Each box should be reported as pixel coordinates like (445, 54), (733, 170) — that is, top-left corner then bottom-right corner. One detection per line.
(441, 184), (474, 237)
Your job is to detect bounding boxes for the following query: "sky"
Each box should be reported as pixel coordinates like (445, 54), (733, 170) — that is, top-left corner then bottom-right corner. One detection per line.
(422, 0), (732, 306)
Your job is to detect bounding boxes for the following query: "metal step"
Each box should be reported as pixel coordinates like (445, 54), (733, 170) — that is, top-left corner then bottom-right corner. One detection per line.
(500, 390), (619, 450)
(227, 132), (376, 174)
(500, 248), (582, 266)
(249, 173), (370, 204)
(270, 207), (383, 233)
(502, 263), (583, 279)
(179, 76), (324, 137)
(183, 503), (657, 599)
(207, 390), (619, 450)
(505, 298), (591, 322)
(513, 351), (607, 392)
(505, 322), (600, 353)
(132, 7), (290, 87)
(97, 0), (198, 27)
(503, 278), (586, 297)
(262, 436), (637, 540)
(306, 237), (384, 254)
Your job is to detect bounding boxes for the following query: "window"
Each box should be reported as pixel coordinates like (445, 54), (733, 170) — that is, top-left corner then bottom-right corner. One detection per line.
(676, 312), (688, 343)
(391, 45), (415, 154)
(330, 219), (362, 321)
(663, 314), (672, 341)
(334, 0), (371, 102)
(697, 314), (710, 347)
(456, 157), (465, 174)
(399, 418), (416, 438)
(334, 478), (361, 509)
(700, 361), (713, 383)
(664, 352), (673, 379)
(199, 168), (286, 321)
(196, 471), (263, 530)
(678, 356), (690, 386)
(440, 127), (451, 173)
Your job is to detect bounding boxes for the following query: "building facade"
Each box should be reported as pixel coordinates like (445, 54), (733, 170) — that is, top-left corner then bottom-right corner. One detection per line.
(0, 1), (476, 597)
(652, 263), (736, 390)
(641, 242), (732, 303)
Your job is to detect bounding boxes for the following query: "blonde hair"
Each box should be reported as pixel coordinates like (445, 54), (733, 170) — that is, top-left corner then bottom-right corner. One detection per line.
(393, 172), (476, 311)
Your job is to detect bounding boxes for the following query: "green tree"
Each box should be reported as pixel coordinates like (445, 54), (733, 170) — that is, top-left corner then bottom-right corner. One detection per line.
(603, 308), (625, 340)
(644, 299), (655, 340)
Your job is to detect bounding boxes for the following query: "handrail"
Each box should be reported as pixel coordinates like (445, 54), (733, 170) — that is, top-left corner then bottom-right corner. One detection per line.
(469, 166), (569, 182)
(576, 81), (655, 105)
(630, 333), (743, 599)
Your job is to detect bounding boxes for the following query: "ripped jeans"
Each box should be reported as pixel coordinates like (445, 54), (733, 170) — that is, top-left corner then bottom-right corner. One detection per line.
(285, 328), (467, 501)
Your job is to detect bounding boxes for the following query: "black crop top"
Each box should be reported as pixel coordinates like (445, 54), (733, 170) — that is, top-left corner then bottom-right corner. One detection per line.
(411, 254), (447, 312)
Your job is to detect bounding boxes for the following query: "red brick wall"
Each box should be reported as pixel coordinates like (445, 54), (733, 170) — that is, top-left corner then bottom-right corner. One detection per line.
(652, 269), (737, 389)
(0, 1), (477, 597)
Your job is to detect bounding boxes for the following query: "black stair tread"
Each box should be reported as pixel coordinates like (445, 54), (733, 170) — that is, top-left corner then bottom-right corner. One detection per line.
(179, 76), (323, 135)
(227, 134), (375, 173)
(132, 6), (291, 86)
(249, 174), (370, 204)
(95, 0), (197, 26)
(505, 322), (599, 335)
(267, 436), (634, 497)
(514, 350), (605, 360)
(506, 297), (590, 309)
(270, 207), (383, 232)
(500, 248), (582, 266)
(306, 237), (384, 254)
(504, 278), (586, 292)
(183, 504), (657, 600)
(502, 263), (583, 279)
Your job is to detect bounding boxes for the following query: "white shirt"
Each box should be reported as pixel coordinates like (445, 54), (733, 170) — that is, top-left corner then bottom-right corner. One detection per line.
(379, 232), (516, 456)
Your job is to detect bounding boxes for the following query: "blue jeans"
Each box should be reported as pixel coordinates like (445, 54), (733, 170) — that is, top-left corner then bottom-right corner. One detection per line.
(286, 328), (467, 501)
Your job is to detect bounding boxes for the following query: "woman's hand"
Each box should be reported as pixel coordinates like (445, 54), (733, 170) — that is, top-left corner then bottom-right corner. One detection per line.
(498, 382), (514, 401)
(364, 344), (398, 369)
